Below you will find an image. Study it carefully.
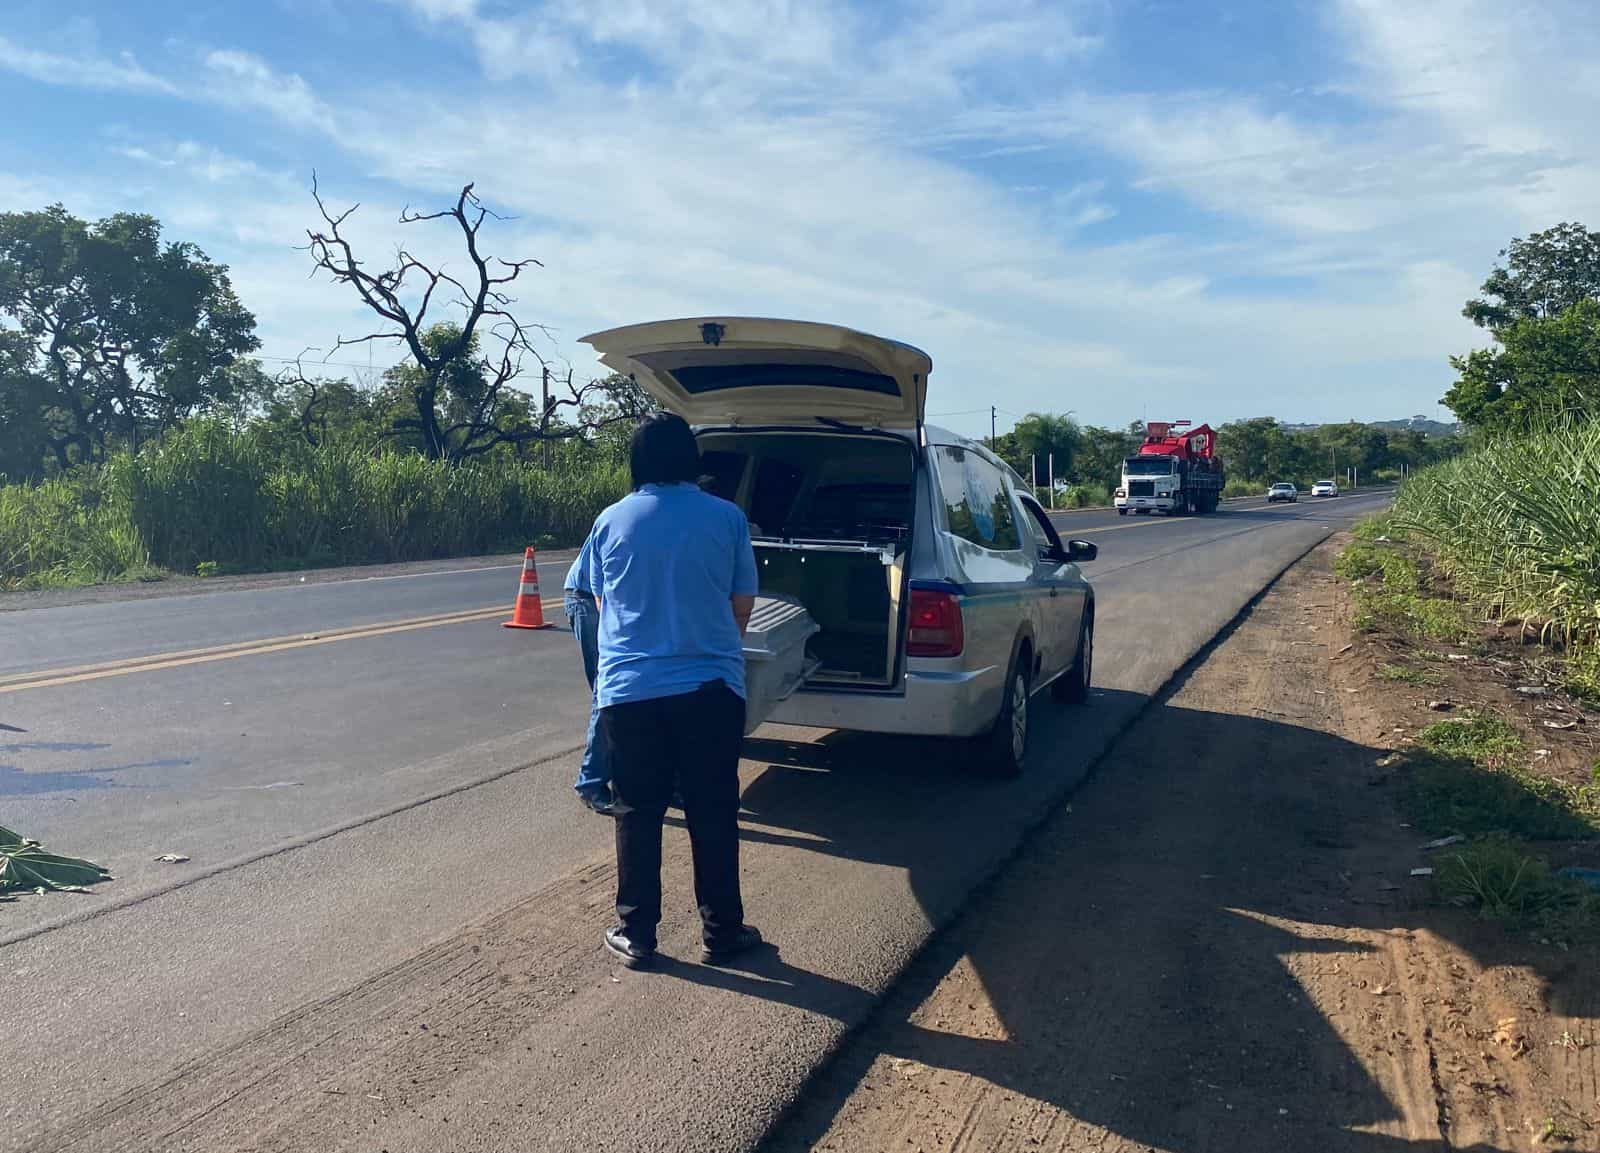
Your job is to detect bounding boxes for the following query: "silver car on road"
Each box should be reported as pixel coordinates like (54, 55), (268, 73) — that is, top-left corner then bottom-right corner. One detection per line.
(583, 317), (1097, 775)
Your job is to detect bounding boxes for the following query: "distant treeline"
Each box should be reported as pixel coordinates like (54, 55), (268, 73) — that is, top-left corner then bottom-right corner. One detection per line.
(991, 414), (1460, 501)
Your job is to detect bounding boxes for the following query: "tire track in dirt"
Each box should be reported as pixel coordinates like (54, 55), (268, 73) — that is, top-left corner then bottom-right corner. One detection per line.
(30, 858), (620, 1152)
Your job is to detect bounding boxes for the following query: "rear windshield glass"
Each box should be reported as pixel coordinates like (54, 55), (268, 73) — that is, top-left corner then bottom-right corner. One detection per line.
(698, 450), (748, 501)
(669, 362), (899, 396)
(693, 431), (915, 544)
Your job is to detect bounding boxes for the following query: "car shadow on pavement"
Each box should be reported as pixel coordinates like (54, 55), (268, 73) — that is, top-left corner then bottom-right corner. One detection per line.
(700, 698), (1592, 1153)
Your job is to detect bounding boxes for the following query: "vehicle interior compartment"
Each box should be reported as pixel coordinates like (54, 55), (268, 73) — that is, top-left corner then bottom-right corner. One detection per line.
(696, 430), (915, 689)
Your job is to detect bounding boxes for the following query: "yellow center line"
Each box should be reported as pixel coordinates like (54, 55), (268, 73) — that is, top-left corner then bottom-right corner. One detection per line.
(1062, 518), (1169, 535)
(1057, 505), (1272, 535)
(0, 599), (566, 695)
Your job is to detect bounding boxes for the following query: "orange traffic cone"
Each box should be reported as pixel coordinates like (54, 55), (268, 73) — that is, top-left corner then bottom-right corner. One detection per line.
(504, 547), (554, 629)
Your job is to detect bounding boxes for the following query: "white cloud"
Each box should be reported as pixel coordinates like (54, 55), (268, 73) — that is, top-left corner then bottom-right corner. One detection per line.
(20, 0), (1598, 428)
(115, 139), (268, 185)
(404, 0), (479, 19)
(159, 14), (1463, 425)
(1332, 0), (1600, 229)
(202, 50), (337, 136)
(0, 35), (178, 94)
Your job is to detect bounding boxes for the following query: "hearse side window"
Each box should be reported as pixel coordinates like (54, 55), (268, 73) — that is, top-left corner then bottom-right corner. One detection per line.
(933, 446), (1021, 552)
(1018, 494), (1065, 556)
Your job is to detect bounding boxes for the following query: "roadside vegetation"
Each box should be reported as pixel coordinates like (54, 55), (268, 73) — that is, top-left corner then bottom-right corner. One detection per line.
(1340, 483), (1600, 944)
(1, 424), (626, 589)
(1336, 518), (1476, 643)
(0, 184), (1463, 590)
(0, 187), (643, 590)
(1336, 220), (1600, 946)
(1404, 710), (1600, 944)
(1393, 421), (1600, 697)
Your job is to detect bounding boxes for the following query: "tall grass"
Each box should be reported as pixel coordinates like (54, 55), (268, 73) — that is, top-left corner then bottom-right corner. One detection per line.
(1060, 482), (1112, 509)
(1, 421), (626, 589)
(1391, 419), (1600, 656)
(0, 470), (149, 588)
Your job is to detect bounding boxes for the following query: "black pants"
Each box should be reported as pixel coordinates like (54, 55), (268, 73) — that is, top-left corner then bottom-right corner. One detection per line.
(600, 680), (746, 950)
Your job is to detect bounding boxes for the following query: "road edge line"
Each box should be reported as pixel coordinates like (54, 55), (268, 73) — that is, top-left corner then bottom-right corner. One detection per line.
(0, 738), (586, 951)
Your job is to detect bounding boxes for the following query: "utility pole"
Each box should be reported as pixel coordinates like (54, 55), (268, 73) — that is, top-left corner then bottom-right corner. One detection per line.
(541, 365), (552, 469)
(1048, 453), (1056, 510)
(990, 405), (997, 449)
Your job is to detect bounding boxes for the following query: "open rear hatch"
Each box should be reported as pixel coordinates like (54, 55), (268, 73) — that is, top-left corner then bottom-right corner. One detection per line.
(582, 319), (931, 693)
(581, 317), (930, 430)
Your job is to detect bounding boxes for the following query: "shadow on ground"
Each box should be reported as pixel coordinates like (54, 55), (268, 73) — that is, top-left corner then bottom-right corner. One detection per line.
(663, 689), (1588, 1152)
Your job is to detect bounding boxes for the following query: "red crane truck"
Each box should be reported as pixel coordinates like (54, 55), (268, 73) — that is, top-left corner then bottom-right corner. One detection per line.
(1114, 421), (1226, 516)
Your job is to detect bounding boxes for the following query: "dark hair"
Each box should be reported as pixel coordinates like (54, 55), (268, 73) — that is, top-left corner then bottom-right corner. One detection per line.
(629, 412), (701, 489)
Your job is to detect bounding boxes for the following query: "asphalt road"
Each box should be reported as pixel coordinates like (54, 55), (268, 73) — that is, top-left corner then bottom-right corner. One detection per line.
(0, 492), (1388, 1152)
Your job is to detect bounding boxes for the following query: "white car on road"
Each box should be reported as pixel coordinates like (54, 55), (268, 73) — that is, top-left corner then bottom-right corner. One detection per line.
(1266, 483), (1298, 503)
(1310, 479), (1339, 497)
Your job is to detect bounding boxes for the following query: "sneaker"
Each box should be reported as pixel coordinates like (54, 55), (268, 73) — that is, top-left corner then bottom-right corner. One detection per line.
(604, 927), (656, 970)
(701, 924), (765, 966)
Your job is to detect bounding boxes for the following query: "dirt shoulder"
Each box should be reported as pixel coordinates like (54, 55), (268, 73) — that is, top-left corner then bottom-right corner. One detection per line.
(764, 536), (1600, 1153)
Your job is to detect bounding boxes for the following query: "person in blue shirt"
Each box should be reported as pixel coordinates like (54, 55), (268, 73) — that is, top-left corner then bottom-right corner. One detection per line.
(587, 412), (764, 970)
(563, 534), (613, 814)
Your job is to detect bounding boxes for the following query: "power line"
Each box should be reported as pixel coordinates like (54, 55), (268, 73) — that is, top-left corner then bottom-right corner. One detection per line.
(253, 353), (392, 371)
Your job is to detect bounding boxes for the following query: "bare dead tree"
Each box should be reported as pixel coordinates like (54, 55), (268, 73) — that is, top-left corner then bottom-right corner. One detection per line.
(274, 350), (328, 447)
(303, 176), (629, 463)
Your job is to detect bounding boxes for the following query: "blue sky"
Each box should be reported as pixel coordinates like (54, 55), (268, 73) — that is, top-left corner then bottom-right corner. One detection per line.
(4, 0), (1597, 440)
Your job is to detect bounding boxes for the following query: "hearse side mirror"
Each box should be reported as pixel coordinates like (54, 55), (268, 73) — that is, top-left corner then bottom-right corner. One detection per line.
(1065, 539), (1098, 563)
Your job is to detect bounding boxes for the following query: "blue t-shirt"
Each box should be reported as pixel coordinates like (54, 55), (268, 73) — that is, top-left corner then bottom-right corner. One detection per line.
(564, 533), (593, 594)
(587, 483), (759, 707)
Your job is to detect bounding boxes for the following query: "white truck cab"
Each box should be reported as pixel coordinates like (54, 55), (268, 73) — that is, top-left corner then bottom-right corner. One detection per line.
(1115, 456), (1184, 515)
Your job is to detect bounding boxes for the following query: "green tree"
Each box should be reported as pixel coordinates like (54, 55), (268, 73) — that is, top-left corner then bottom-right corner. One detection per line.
(0, 328), (50, 480)
(0, 204), (259, 468)
(1448, 222), (1600, 429)
(1074, 424), (1140, 490)
(1314, 422), (1389, 479)
(1384, 427), (1460, 476)
(1216, 418), (1278, 483)
(1009, 412), (1081, 484)
(1463, 222), (1600, 333)
(255, 370), (390, 458)
(1444, 300), (1600, 430)
(570, 373), (657, 464)
(367, 322), (539, 460)
(1217, 418), (1329, 485)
